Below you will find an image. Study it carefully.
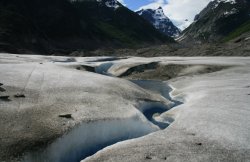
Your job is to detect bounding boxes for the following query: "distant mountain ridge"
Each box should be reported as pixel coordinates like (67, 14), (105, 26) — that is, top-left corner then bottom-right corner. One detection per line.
(179, 0), (250, 43)
(136, 7), (180, 37)
(0, 0), (173, 54)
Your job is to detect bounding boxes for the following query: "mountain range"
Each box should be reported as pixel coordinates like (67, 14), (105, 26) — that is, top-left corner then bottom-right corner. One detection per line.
(0, 0), (250, 55)
(0, 0), (173, 54)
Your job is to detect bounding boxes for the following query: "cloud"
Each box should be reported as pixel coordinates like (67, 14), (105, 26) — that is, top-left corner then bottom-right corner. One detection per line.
(163, 0), (211, 30)
(138, 0), (212, 30)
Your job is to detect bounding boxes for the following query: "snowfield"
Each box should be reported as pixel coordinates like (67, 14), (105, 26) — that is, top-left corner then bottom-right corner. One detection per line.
(0, 53), (250, 162)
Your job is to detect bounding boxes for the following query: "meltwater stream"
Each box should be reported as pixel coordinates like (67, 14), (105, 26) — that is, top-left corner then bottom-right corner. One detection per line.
(24, 64), (182, 162)
(132, 80), (182, 129)
(24, 117), (158, 162)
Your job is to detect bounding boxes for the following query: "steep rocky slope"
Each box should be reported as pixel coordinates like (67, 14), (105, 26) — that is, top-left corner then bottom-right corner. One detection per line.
(179, 0), (250, 43)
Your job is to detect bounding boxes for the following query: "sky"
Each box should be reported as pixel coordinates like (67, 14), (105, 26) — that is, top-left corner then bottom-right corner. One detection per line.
(118, 0), (212, 30)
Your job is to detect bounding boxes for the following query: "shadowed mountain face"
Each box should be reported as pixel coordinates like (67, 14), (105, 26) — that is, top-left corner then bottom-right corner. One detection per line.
(180, 0), (250, 43)
(0, 0), (174, 54)
(137, 7), (180, 38)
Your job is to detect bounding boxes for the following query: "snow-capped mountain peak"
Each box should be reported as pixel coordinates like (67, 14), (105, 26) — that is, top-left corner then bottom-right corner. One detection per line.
(154, 7), (169, 20)
(97, 0), (121, 9)
(105, 0), (120, 9)
(136, 7), (180, 37)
